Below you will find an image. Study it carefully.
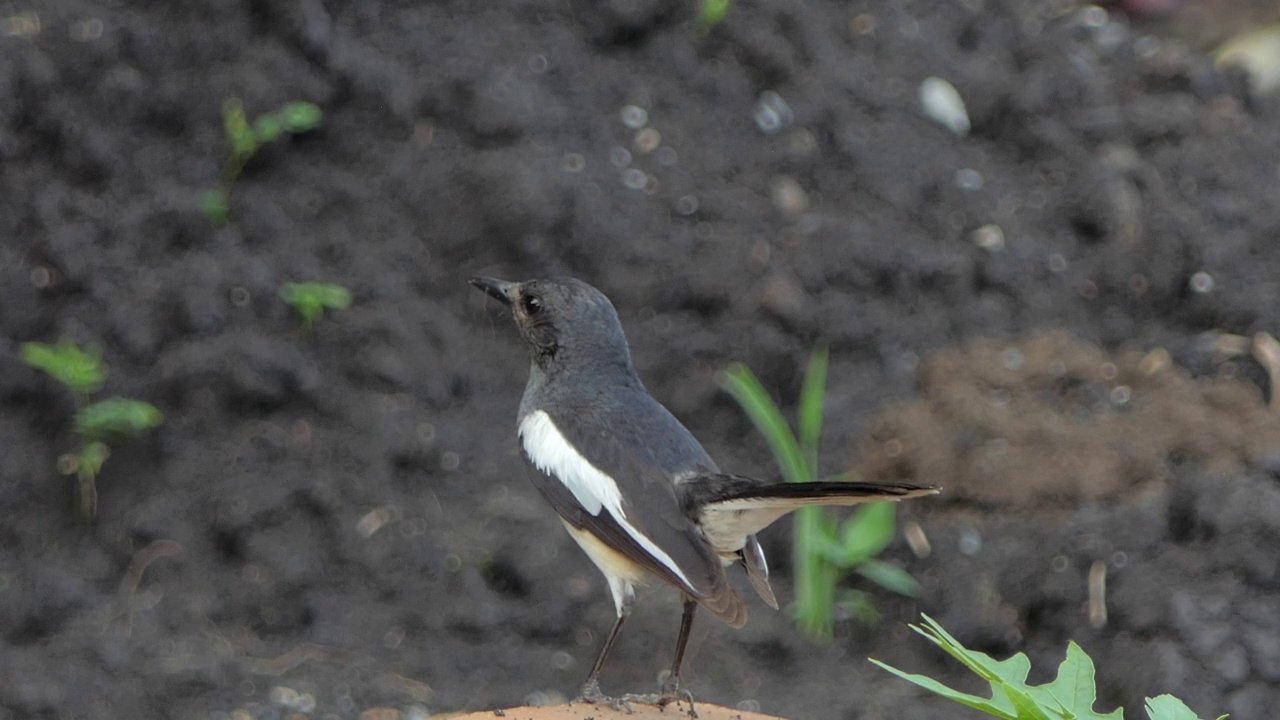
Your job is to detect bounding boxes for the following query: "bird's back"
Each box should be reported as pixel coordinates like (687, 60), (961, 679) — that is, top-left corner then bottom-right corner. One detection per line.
(524, 369), (718, 476)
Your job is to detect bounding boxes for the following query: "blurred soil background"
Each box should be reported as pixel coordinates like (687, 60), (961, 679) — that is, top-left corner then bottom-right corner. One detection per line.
(3, 1), (1280, 719)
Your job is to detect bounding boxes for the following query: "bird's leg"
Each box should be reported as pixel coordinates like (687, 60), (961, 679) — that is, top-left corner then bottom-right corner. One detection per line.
(624, 597), (700, 718)
(576, 601), (634, 713)
(662, 598), (699, 716)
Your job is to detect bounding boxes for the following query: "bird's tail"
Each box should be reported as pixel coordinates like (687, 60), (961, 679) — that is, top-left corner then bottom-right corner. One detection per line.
(679, 475), (939, 573)
(706, 478), (939, 509)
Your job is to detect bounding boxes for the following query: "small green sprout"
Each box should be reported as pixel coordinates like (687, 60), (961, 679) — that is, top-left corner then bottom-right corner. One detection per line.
(201, 99), (323, 226)
(719, 346), (920, 637)
(279, 282), (352, 332)
(20, 340), (106, 402)
(20, 340), (162, 522)
(697, 0), (732, 35)
(872, 614), (1227, 720)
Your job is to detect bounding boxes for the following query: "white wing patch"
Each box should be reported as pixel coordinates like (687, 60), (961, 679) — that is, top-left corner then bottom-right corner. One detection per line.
(518, 410), (695, 591)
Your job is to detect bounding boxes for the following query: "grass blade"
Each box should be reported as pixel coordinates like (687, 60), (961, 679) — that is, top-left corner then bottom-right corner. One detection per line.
(855, 559), (920, 597)
(718, 364), (805, 483)
(797, 345), (828, 480)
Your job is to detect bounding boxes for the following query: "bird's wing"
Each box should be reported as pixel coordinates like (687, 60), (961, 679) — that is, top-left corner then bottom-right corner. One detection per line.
(518, 409), (746, 627)
(678, 473), (939, 553)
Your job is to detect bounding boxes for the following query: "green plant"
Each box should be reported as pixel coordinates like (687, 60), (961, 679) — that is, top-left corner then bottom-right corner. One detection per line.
(279, 281), (352, 332)
(20, 341), (163, 522)
(719, 346), (920, 638)
(20, 339), (106, 402)
(697, 0), (732, 35)
(872, 615), (1226, 720)
(200, 99), (323, 226)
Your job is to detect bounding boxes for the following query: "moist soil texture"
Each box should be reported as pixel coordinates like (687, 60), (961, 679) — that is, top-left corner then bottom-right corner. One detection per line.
(4, 1), (1280, 719)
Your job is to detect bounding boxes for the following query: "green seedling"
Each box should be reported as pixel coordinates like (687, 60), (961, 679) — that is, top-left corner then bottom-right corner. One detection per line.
(279, 281), (352, 332)
(200, 98), (323, 226)
(20, 340), (162, 522)
(719, 346), (920, 638)
(697, 0), (732, 35)
(872, 614), (1226, 720)
(20, 340), (106, 403)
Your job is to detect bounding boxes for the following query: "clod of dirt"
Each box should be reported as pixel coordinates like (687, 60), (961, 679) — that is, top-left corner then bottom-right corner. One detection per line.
(856, 330), (1280, 507)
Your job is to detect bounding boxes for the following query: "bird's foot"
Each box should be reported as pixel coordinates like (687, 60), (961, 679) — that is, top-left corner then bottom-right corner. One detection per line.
(621, 681), (698, 718)
(576, 679), (634, 714)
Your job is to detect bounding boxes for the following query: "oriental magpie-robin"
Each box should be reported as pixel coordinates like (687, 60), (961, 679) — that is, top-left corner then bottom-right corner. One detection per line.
(469, 276), (936, 711)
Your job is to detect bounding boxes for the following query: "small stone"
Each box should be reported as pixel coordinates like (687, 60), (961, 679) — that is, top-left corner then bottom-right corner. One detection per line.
(920, 76), (970, 136)
(769, 176), (809, 215)
(972, 224), (1005, 251)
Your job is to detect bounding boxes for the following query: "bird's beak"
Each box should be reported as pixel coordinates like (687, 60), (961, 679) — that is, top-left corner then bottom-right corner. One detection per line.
(469, 276), (517, 306)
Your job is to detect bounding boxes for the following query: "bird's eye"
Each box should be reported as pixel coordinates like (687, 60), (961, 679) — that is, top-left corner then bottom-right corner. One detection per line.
(521, 294), (543, 316)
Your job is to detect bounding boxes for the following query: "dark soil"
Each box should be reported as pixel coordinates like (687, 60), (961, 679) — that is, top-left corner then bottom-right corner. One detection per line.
(3, 2), (1280, 719)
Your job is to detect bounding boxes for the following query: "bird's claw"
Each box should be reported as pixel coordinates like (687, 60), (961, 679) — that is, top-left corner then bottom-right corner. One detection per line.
(621, 685), (698, 718)
(576, 680), (635, 714)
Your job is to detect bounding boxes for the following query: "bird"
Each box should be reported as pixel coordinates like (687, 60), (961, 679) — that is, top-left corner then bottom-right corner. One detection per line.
(469, 276), (937, 712)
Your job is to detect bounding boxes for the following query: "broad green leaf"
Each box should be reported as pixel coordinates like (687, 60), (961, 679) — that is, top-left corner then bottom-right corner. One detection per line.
(797, 345), (828, 480)
(717, 365), (806, 483)
(1027, 642), (1122, 720)
(855, 559), (920, 597)
(872, 615), (1212, 720)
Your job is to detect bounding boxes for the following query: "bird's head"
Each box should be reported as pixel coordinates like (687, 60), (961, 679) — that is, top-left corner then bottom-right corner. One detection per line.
(469, 276), (635, 375)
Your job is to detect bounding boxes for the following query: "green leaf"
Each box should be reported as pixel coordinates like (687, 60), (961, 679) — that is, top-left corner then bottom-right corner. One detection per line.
(222, 98), (257, 158)
(722, 351), (924, 637)
(1145, 696), (1225, 720)
(696, 0), (732, 34)
(253, 113), (284, 142)
(1025, 642), (1122, 720)
(199, 188), (230, 226)
(797, 345), (828, 480)
(75, 398), (163, 439)
(813, 531), (854, 566)
(20, 340), (106, 396)
(870, 659), (1022, 719)
(279, 102), (322, 133)
(78, 441), (110, 473)
(317, 283), (352, 308)
(873, 615), (1161, 720)
(855, 559), (920, 597)
(280, 282), (352, 331)
(840, 501), (896, 562)
(717, 364), (806, 483)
